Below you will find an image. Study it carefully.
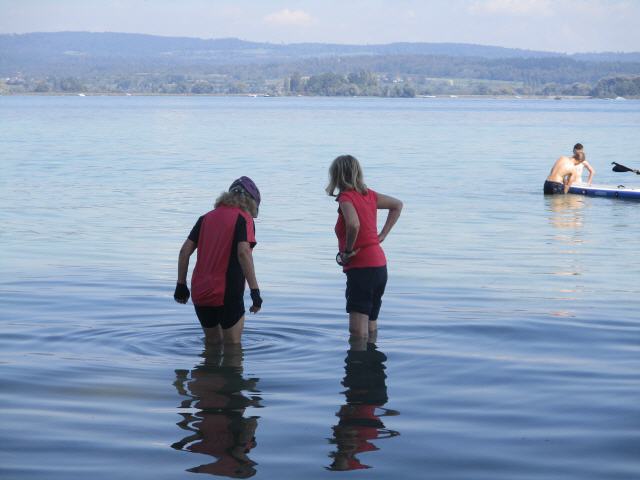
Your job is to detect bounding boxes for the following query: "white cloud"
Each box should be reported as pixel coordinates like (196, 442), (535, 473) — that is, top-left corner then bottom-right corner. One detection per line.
(565, 0), (634, 16)
(263, 8), (312, 26)
(469, 0), (553, 16)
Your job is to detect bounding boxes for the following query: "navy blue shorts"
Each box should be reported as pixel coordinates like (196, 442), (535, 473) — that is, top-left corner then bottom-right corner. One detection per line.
(543, 180), (565, 194)
(194, 298), (244, 329)
(345, 266), (388, 321)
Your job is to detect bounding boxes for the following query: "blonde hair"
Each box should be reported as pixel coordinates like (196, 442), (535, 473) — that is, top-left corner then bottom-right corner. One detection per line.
(325, 154), (368, 196)
(215, 191), (258, 217)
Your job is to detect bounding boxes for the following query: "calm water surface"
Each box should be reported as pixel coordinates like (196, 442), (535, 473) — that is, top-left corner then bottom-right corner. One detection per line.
(1, 96), (639, 479)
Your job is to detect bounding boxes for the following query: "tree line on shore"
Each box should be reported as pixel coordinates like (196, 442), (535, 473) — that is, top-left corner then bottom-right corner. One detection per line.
(3, 32), (640, 97)
(3, 70), (639, 98)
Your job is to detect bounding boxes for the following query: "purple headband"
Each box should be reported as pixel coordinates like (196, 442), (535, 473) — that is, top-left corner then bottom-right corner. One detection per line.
(229, 176), (261, 208)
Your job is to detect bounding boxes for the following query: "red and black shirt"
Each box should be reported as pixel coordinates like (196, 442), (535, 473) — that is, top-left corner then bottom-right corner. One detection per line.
(188, 206), (256, 306)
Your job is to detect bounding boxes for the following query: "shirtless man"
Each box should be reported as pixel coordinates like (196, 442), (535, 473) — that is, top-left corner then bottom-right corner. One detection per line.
(544, 150), (586, 194)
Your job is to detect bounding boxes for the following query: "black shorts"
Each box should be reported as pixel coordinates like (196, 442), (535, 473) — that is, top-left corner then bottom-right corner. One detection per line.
(543, 180), (565, 194)
(194, 298), (245, 329)
(345, 266), (388, 321)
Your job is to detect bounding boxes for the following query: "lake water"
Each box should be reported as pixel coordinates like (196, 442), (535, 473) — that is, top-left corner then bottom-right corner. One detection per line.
(1, 96), (639, 479)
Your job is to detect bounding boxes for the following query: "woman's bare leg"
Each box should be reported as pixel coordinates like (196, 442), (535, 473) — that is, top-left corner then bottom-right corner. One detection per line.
(202, 326), (223, 345)
(349, 312), (369, 339)
(349, 335), (368, 351)
(223, 315), (245, 344)
(368, 322), (378, 343)
(222, 342), (243, 367)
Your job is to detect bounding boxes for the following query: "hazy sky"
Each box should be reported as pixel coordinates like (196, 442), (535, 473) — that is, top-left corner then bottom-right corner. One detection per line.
(1, 0), (639, 53)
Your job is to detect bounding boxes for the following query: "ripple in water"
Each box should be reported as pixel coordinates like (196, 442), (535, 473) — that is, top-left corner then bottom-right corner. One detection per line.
(10, 315), (341, 365)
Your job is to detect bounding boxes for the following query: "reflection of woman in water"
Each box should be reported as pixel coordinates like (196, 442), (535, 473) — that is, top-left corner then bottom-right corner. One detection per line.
(172, 345), (261, 478)
(327, 339), (399, 471)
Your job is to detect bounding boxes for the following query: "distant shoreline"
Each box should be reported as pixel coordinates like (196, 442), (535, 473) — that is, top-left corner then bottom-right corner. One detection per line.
(3, 33), (639, 99)
(2, 92), (625, 100)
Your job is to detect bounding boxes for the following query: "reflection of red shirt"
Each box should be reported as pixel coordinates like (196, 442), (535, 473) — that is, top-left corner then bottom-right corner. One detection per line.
(332, 404), (382, 471)
(335, 189), (386, 271)
(338, 404), (383, 446)
(339, 404), (379, 422)
(191, 206), (256, 306)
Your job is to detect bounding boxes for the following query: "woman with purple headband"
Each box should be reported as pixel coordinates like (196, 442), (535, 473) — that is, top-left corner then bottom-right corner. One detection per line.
(174, 176), (263, 345)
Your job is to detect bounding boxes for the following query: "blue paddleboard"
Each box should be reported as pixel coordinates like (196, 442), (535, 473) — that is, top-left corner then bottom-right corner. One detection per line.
(569, 184), (640, 200)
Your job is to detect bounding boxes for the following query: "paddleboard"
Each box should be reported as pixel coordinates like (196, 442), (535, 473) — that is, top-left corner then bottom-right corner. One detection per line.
(569, 183), (640, 200)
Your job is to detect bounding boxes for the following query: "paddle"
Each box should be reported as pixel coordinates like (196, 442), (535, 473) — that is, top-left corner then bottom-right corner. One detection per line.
(612, 162), (640, 174)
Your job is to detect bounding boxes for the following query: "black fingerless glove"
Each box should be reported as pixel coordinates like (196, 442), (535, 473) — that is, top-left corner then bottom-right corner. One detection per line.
(250, 288), (263, 308)
(174, 282), (190, 303)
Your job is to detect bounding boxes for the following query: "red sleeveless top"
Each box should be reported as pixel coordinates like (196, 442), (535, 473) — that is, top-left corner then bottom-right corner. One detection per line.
(335, 189), (386, 271)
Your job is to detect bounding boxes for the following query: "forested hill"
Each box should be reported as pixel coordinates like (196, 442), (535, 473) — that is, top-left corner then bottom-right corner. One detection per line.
(3, 32), (640, 71)
(1, 32), (639, 97)
(0, 32), (566, 65)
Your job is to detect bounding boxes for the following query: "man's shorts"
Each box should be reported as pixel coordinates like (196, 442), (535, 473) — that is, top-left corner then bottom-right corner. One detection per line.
(345, 266), (388, 321)
(543, 180), (565, 194)
(194, 298), (245, 329)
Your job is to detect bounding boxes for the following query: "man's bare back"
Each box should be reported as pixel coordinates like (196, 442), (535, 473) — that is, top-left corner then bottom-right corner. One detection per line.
(545, 152), (585, 194)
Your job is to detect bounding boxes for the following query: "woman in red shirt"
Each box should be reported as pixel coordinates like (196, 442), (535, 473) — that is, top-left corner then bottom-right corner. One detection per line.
(174, 177), (263, 345)
(326, 155), (403, 340)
